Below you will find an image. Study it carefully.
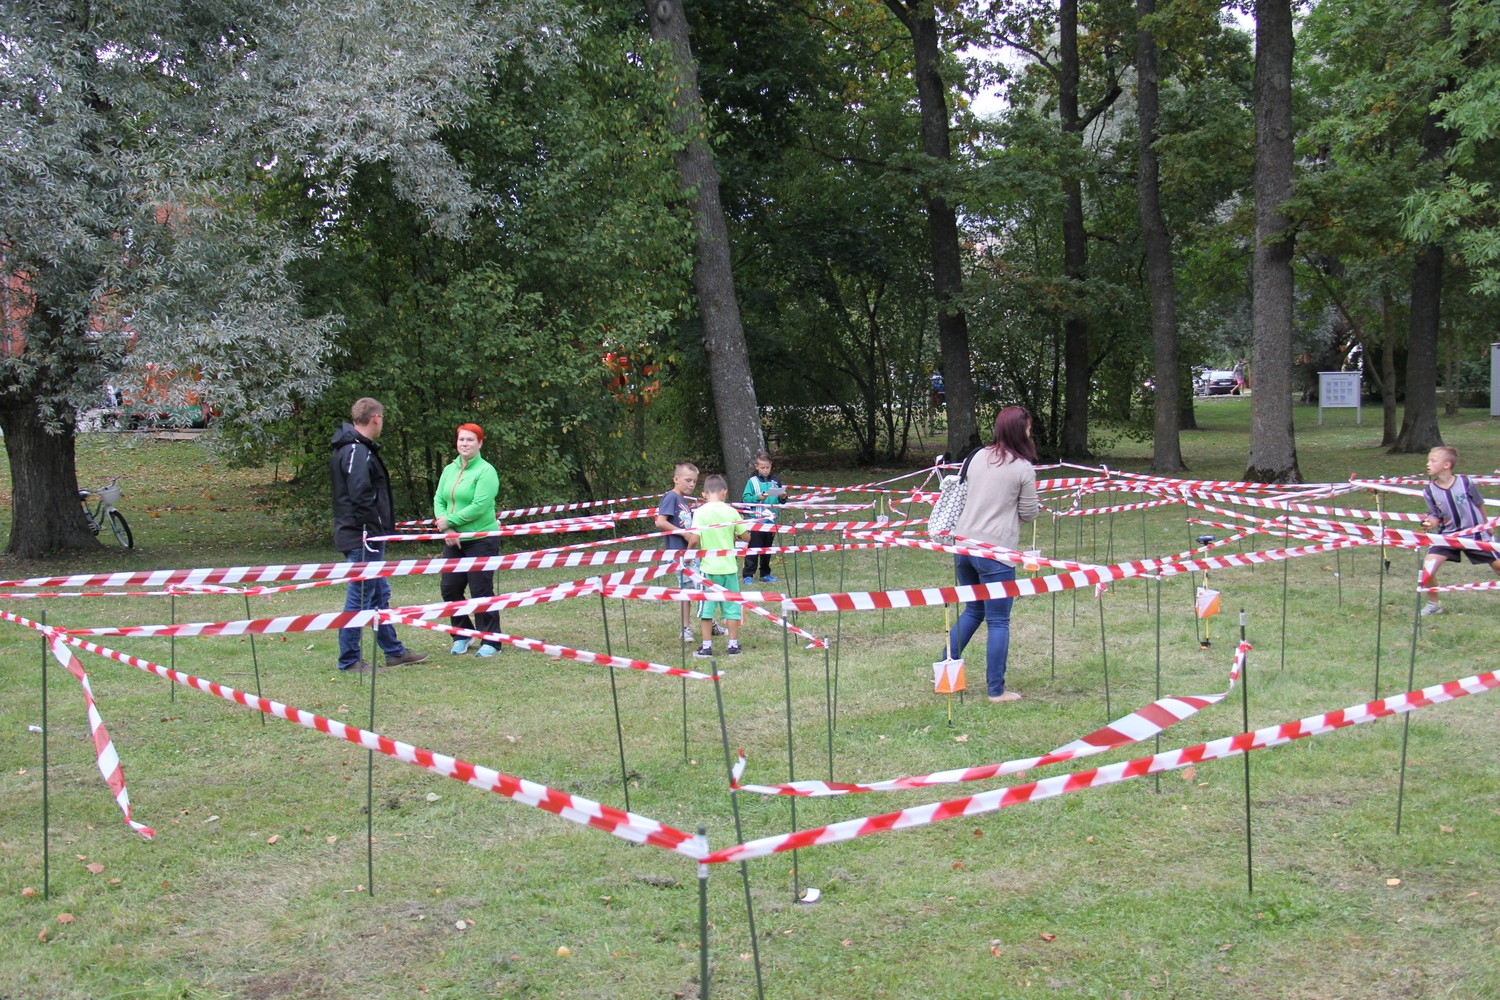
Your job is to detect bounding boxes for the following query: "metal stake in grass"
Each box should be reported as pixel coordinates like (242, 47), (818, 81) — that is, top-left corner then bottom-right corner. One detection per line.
(1196, 536), (1216, 650)
(710, 672), (766, 1000)
(1373, 493), (1387, 699)
(245, 594), (265, 726)
(600, 591), (631, 813)
(367, 627), (379, 897)
(833, 547), (846, 730)
(1050, 514), (1058, 680)
(823, 640), (835, 779)
(1396, 550), (1423, 835)
(1335, 546), (1343, 607)
(40, 608), (49, 901)
(782, 621), (800, 903)
(169, 594), (176, 703)
(1279, 544), (1290, 672)
(1239, 608), (1254, 895)
(697, 824), (711, 1000)
(1098, 589), (1111, 722)
(1153, 579), (1161, 796)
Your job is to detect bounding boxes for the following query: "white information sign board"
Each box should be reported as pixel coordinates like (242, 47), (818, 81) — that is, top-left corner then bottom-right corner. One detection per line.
(1318, 371), (1361, 425)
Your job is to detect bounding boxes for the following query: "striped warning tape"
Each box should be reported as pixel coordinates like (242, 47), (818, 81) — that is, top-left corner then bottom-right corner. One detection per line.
(29, 617), (707, 858)
(704, 670), (1500, 864)
(736, 643), (1250, 796)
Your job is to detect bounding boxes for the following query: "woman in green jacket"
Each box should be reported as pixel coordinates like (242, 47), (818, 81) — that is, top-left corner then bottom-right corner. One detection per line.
(434, 423), (501, 656)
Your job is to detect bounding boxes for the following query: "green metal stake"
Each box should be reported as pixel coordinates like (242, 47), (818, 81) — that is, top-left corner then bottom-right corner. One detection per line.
(1396, 551), (1423, 835)
(1279, 550), (1290, 672)
(1239, 608), (1253, 895)
(782, 621), (799, 902)
(833, 547), (845, 729)
(1153, 579), (1161, 795)
(1098, 591), (1111, 722)
(697, 824), (710, 1000)
(1051, 515), (1058, 680)
(710, 672), (766, 1000)
(41, 608), (50, 901)
(600, 591), (631, 813)
(245, 594), (264, 726)
(367, 632), (379, 897)
(823, 640), (834, 780)
(169, 594), (177, 703)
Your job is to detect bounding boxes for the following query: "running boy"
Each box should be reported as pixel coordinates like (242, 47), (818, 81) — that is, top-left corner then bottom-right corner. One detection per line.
(1418, 445), (1500, 616)
(742, 450), (784, 584)
(692, 474), (750, 658)
(655, 461), (702, 641)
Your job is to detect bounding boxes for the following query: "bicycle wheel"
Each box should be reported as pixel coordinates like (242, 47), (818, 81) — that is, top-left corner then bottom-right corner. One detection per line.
(106, 509), (133, 549)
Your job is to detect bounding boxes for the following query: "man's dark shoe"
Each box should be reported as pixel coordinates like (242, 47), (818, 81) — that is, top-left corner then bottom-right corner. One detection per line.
(384, 650), (429, 666)
(341, 659), (374, 674)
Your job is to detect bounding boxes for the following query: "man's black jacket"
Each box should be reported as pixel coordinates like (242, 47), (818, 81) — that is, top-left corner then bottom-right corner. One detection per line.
(330, 422), (394, 554)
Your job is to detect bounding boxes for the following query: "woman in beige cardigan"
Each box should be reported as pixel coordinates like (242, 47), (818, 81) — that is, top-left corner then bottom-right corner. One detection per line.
(944, 406), (1040, 702)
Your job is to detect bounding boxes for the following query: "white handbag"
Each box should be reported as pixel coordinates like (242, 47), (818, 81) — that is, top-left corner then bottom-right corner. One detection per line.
(928, 451), (976, 537)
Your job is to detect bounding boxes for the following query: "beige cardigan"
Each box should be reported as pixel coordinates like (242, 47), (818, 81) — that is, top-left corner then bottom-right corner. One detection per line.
(953, 450), (1040, 562)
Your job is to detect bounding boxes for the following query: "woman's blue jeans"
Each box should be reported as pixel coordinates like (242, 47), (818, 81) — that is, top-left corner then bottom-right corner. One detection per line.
(943, 554), (1017, 697)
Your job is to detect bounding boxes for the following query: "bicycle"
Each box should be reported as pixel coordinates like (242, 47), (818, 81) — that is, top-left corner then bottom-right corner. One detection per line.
(79, 478), (133, 549)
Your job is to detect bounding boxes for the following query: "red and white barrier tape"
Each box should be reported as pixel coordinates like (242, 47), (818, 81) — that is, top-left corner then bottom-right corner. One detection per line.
(704, 669), (1500, 864)
(681, 566), (827, 649)
(47, 633), (155, 839)
(736, 643), (1250, 796)
(36, 620), (706, 858)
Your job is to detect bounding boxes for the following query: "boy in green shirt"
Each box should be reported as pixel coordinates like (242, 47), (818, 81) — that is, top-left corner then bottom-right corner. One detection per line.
(692, 474), (749, 657)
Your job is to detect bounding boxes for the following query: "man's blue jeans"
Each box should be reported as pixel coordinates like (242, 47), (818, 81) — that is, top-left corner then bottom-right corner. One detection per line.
(944, 554), (1017, 698)
(338, 541), (406, 669)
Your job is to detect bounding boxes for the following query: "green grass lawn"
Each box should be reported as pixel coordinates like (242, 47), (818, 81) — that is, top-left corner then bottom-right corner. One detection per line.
(2, 405), (1498, 1000)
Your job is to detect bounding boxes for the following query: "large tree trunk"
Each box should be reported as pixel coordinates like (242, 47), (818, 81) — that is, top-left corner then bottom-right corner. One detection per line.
(1059, 0), (1091, 460)
(647, 0), (764, 490)
(1245, 0), (1301, 483)
(1137, 0), (1185, 473)
(0, 399), (99, 556)
(1178, 366), (1198, 430)
(884, 0), (979, 459)
(1391, 77), (1453, 452)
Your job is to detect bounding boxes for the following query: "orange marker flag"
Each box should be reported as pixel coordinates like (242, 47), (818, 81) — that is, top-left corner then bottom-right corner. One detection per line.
(932, 657), (966, 694)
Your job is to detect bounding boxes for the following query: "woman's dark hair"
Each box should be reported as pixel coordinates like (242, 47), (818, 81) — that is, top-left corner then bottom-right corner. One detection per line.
(986, 406), (1037, 465)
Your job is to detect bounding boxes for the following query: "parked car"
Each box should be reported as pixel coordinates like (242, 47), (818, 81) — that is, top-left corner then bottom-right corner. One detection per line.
(1195, 369), (1240, 396)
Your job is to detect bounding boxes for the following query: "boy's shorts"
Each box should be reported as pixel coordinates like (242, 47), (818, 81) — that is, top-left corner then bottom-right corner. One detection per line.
(697, 572), (743, 621)
(1428, 545), (1497, 566)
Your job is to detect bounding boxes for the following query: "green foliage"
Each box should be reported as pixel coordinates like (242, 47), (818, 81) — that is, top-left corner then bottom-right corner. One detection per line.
(270, 14), (696, 517)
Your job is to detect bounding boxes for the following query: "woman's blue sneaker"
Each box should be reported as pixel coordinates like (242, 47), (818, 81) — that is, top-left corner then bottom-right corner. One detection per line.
(476, 644), (498, 657)
(450, 638), (471, 655)
(760, 575), (778, 584)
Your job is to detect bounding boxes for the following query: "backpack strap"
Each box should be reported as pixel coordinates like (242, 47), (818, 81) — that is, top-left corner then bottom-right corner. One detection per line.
(958, 448), (979, 484)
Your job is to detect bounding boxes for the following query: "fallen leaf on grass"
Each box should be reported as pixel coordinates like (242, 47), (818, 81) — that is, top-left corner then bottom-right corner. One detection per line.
(555, 946), (572, 957)
(951, 862), (965, 870)
(202, 815), (219, 824)
(1218, 943), (1233, 952)
(37, 928), (48, 943)
(841, 940), (852, 947)
(990, 945), (1003, 957)
(1085, 836), (1095, 844)
(972, 829), (983, 838)
(1039, 933), (1056, 943)
(21, 887), (38, 898)
(953, 734), (969, 743)
(1439, 825), (1455, 834)
(107, 879), (120, 885)
(75, 854), (87, 862)
(1217, 965), (1230, 973)
(1386, 878), (1402, 887)
(1181, 766), (1196, 782)
(325, 836), (337, 844)
(426, 793), (441, 802)
(85, 863), (104, 875)
(56, 913), (74, 924)
(266, 835), (280, 845)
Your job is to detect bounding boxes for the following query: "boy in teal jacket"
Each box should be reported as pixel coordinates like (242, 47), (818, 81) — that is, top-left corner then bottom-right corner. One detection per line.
(434, 423), (501, 656)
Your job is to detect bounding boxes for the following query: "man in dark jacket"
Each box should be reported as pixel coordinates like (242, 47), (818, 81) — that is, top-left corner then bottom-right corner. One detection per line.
(330, 397), (427, 672)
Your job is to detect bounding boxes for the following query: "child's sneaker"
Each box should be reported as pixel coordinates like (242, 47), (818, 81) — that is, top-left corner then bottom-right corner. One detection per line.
(1420, 602), (1446, 617)
(726, 643), (742, 655)
(680, 626), (694, 642)
(711, 621), (728, 636)
(692, 644), (714, 659)
(450, 638), (471, 655)
(742, 575), (754, 586)
(760, 575), (778, 584)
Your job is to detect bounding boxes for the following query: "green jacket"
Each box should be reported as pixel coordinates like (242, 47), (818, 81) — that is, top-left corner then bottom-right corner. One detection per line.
(433, 453), (499, 535)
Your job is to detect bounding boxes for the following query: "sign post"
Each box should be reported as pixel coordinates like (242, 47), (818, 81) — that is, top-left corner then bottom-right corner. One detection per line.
(1318, 371), (1361, 425)
(1490, 343), (1500, 418)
